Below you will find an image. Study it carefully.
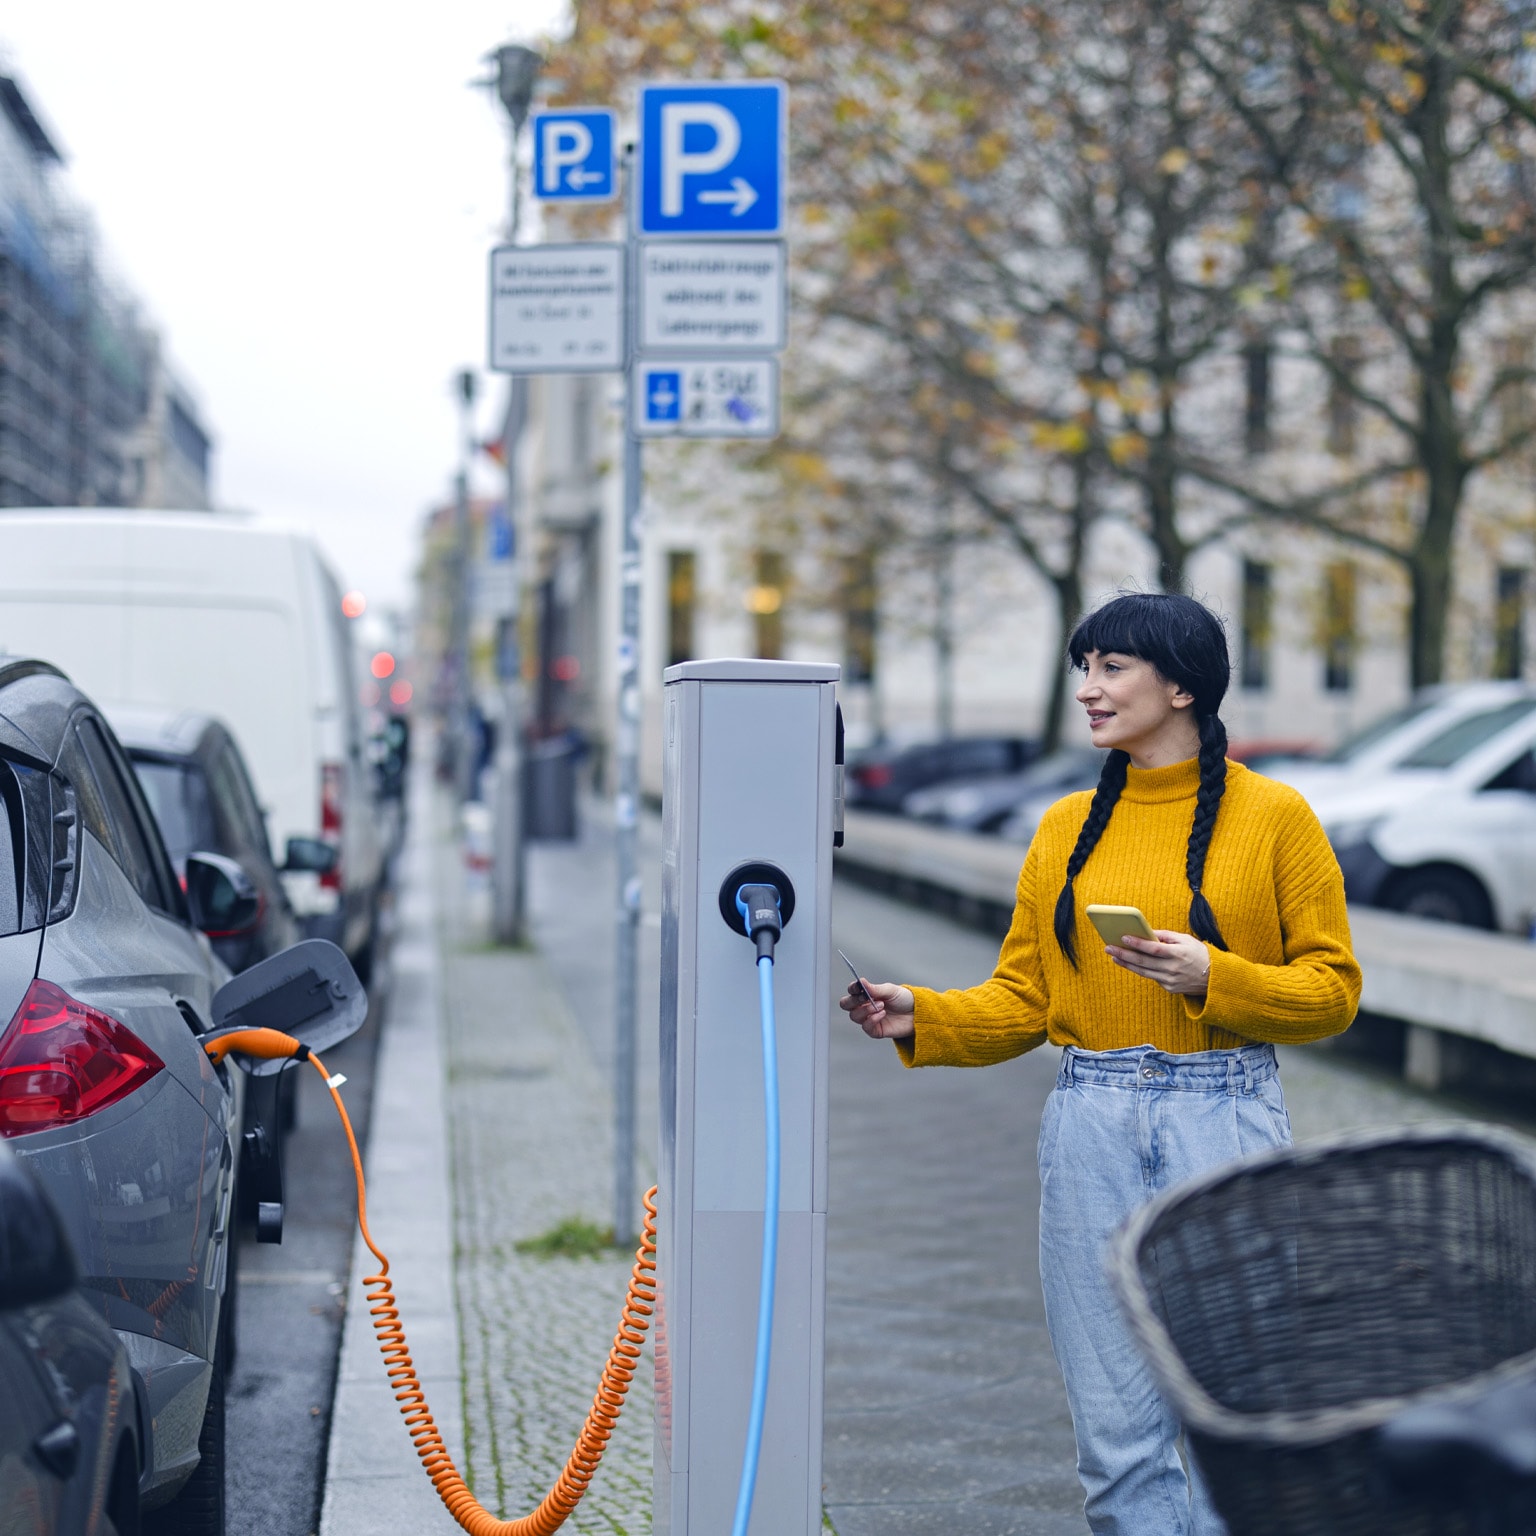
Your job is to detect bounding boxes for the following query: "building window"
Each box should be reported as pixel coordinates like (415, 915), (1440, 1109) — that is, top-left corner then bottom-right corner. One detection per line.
(1322, 560), (1357, 693)
(1244, 341), (1271, 455)
(746, 549), (785, 660)
(842, 551), (877, 684)
(1496, 566), (1527, 680)
(666, 550), (696, 669)
(1327, 336), (1360, 456)
(1240, 560), (1273, 692)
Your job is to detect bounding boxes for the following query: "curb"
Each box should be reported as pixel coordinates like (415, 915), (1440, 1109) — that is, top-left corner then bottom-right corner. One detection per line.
(319, 776), (463, 1535)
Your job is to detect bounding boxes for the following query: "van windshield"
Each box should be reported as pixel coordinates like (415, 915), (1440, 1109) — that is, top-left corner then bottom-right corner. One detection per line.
(1398, 699), (1536, 769)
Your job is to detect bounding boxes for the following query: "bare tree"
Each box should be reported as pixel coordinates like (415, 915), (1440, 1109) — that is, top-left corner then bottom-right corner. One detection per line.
(1190, 0), (1536, 685)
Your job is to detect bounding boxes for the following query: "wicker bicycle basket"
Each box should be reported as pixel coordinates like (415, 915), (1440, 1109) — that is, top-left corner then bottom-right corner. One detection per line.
(1110, 1124), (1536, 1536)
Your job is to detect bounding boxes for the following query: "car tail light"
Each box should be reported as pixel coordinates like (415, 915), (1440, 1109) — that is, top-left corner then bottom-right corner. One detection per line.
(858, 764), (892, 789)
(320, 762), (344, 891)
(0, 980), (164, 1137)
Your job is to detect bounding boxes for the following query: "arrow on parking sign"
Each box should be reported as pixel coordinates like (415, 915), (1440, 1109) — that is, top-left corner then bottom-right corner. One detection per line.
(696, 177), (759, 216)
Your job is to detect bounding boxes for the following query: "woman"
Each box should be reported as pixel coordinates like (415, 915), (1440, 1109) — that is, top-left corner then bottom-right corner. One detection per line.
(841, 592), (1360, 1536)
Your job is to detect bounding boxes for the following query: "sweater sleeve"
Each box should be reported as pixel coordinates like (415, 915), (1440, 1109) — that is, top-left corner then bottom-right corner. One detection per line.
(895, 836), (1051, 1068)
(1183, 798), (1361, 1043)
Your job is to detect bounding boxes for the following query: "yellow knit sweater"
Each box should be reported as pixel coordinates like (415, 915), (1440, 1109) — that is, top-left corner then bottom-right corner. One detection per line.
(898, 757), (1361, 1067)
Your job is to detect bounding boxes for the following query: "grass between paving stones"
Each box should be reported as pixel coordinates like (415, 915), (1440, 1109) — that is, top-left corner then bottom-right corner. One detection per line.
(514, 1216), (623, 1260)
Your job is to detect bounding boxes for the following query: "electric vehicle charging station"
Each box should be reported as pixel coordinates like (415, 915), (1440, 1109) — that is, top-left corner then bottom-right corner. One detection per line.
(656, 658), (840, 1535)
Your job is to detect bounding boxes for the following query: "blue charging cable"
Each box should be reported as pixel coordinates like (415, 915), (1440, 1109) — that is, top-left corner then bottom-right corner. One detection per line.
(731, 886), (784, 1536)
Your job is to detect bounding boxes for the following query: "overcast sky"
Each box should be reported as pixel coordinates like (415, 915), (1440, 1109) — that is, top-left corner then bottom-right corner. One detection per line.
(3, 2), (567, 616)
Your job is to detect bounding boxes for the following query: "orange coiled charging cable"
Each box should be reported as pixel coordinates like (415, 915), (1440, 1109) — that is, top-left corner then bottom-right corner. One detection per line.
(208, 1027), (657, 1535)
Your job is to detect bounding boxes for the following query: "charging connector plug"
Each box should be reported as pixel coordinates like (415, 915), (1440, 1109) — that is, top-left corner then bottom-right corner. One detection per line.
(735, 884), (783, 960)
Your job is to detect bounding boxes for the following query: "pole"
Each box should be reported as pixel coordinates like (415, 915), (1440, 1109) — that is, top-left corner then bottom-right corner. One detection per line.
(450, 370), (478, 803)
(486, 41), (540, 945)
(613, 145), (641, 1247)
(491, 374), (527, 944)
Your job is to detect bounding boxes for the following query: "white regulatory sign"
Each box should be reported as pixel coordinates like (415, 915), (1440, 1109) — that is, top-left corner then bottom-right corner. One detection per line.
(488, 243), (624, 374)
(634, 358), (779, 438)
(638, 240), (786, 354)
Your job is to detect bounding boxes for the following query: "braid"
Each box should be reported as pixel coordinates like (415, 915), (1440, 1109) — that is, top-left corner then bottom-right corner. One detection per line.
(1054, 749), (1130, 967)
(1186, 714), (1230, 951)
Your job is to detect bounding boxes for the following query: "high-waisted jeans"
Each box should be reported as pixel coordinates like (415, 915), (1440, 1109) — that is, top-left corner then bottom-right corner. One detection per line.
(1038, 1042), (1292, 1536)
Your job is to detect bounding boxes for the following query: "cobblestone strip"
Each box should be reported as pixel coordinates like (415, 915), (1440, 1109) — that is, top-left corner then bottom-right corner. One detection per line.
(439, 867), (653, 1531)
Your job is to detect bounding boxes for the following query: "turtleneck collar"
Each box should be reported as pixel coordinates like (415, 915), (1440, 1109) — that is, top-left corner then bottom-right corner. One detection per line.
(1119, 755), (1209, 804)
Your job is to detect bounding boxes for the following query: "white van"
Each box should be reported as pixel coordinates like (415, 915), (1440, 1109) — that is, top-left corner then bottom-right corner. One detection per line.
(0, 510), (383, 969)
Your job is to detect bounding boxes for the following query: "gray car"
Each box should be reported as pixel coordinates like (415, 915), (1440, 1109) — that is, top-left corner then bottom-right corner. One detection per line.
(0, 657), (364, 1535)
(0, 1134), (140, 1535)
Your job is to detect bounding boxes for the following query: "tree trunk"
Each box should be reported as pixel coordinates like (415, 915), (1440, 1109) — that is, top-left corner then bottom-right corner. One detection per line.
(934, 515), (956, 737)
(1146, 438), (1187, 593)
(1408, 453), (1465, 688)
(1042, 567), (1083, 752)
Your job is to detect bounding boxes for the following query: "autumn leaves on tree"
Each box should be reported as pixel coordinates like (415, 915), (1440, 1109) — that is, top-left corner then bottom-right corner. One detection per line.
(548, 0), (1536, 736)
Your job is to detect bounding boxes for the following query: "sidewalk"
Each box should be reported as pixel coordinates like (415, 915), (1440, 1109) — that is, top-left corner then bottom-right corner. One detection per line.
(320, 783), (653, 1535)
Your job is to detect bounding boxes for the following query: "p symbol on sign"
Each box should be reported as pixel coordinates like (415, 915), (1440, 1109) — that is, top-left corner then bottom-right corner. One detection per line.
(542, 120), (593, 193)
(661, 103), (740, 216)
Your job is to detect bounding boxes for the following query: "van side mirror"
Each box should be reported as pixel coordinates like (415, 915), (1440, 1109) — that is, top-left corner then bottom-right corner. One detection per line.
(208, 939), (367, 1076)
(0, 1148), (77, 1308)
(283, 836), (339, 875)
(185, 852), (262, 937)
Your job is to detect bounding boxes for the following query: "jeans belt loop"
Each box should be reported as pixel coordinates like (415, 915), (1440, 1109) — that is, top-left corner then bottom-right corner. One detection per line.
(1226, 1057), (1239, 1097)
(1242, 1054), (1255, 1096)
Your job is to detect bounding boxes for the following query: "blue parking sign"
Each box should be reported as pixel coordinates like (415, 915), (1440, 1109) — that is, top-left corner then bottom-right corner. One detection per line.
(646, 371), (683, 422)
(638, 81), (785, 237)
(531, 108), (617, 202)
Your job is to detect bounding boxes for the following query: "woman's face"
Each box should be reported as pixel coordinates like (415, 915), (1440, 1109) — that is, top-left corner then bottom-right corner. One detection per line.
(1075, 650), (1196, 759)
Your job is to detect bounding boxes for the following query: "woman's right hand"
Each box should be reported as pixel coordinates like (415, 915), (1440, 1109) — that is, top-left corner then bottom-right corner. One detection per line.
(839, 979), (916, 1040)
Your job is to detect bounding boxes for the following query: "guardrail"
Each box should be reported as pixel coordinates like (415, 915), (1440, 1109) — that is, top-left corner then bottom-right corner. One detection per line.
(836, 809), (1536, 1094)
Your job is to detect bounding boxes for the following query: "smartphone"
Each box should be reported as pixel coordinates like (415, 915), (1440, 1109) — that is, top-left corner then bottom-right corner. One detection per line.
(837, 948), (874, 1005)
(1086, 905), (1159, 948)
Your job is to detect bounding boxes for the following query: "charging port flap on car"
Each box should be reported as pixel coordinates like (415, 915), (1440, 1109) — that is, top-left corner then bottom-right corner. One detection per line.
(206, 938), (366, 1076)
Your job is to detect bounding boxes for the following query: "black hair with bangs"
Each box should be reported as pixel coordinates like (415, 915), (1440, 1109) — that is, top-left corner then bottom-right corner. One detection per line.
(1054, 592), (1231, 966)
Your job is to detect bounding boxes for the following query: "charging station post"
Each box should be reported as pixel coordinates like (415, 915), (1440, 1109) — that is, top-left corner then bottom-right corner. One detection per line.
(656, 658), (839, 1535)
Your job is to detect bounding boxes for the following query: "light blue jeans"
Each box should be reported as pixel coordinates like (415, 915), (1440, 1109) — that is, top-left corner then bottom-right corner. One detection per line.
(1037, 1043), (1292, 1536)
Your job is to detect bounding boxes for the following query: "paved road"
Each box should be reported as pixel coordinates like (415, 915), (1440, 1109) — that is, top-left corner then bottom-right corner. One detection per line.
(520, 803), (1536, 1534)
(225, 889), (393, 1536)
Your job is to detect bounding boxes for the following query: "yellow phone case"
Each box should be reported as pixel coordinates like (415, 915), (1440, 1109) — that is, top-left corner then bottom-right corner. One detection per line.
(1085, 904), (1158, 947)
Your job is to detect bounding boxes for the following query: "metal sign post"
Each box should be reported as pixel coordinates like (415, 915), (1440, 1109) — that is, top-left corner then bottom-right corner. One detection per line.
(492, 82), (789, 1253)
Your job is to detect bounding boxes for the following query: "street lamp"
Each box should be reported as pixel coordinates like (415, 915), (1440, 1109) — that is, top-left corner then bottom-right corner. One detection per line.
(480, 41), (543, 945)
(485, 43), (543, 241)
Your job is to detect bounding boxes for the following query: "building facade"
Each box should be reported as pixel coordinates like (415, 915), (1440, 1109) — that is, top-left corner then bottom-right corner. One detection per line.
(0, 72), (213, 511)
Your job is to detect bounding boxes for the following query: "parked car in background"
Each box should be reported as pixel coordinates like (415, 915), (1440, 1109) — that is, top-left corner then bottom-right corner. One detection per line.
(1262, 682), (1536, 798)
(846, 736), (1037, 814)
(113, 706), (303, 1241)
(0, 656), (259, 1530)
(0, 1136), (140, 1536)
(903, 748), (1107, 834)
(1305, 691), (1536, 930)
(0, 510), (385, 979)
(111, 709), (302, 976)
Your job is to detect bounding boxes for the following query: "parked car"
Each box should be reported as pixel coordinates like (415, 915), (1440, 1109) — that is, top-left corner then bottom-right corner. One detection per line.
(0, 656), (363, 1532)
(0, 1135), (140, 1536)
(1263, 682), (1536, 799)
(111, 708), (302, 976)
(1304, 692), (1536, 930)
(113, 706), (305, 1241)
(902, 748), (1107, 833)
(846, 736), (1037, 813)
(0, 509), (385, 978)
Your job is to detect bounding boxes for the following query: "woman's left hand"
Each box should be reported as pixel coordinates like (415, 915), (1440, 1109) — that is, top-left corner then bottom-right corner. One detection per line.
(1107, 930), (1211, 997)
